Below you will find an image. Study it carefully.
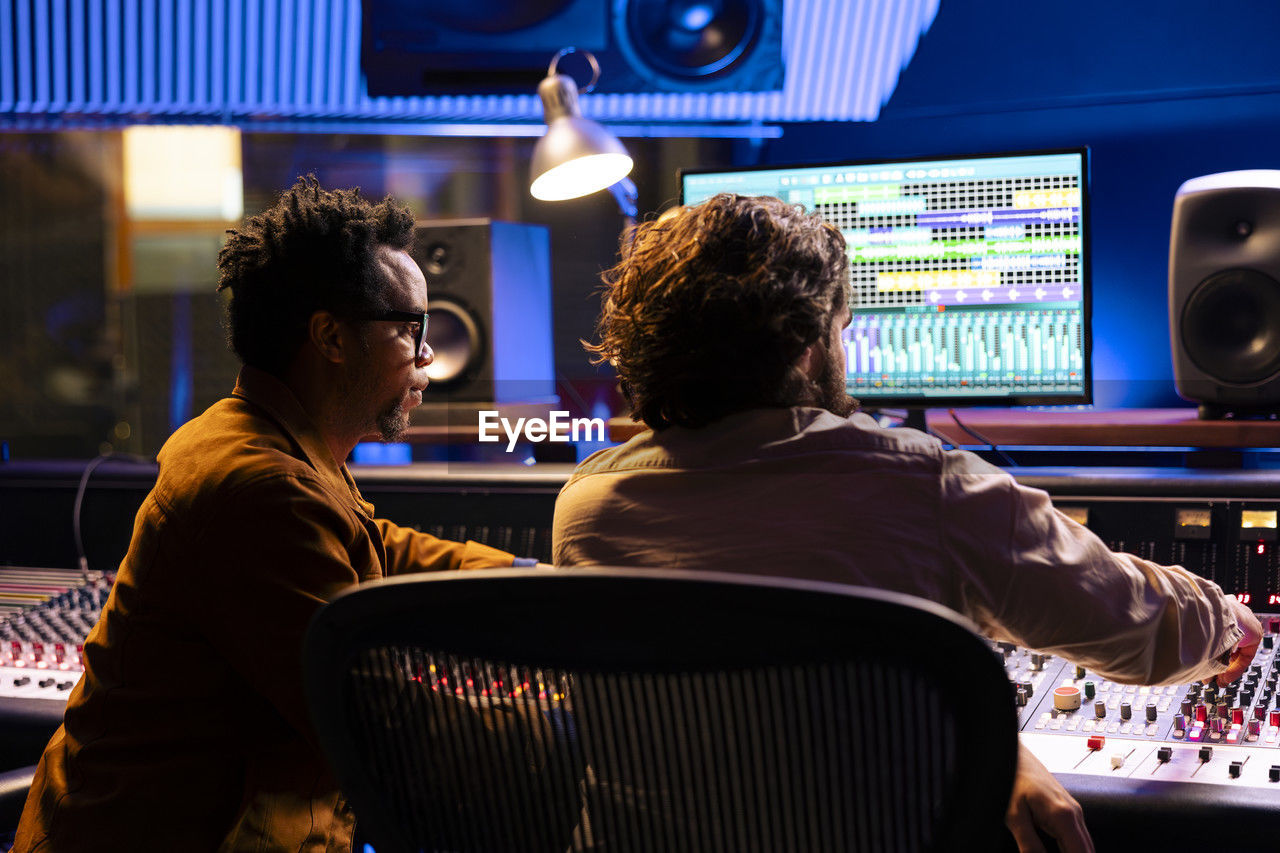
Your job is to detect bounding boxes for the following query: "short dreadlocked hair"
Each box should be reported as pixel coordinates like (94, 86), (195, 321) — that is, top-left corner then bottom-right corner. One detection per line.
(587, 193), (849, 430)
(216, 175), (415, 375)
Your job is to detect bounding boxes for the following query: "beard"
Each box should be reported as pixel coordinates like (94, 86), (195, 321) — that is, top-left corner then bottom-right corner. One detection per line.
(814, 339), (857, 417)
(374, 398), (412, 442)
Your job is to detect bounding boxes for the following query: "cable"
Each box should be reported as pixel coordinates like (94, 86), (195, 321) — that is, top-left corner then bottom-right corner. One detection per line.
(73, 455), (112, 577)
(72, 452), (148, 577)
(947, 409), (1017, 467)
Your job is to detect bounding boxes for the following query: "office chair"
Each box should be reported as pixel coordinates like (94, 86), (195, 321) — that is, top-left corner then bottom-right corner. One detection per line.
(303, 568), (1018, 853)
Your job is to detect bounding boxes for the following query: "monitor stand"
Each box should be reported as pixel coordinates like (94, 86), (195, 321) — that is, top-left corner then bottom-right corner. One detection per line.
(901, 408), (929, 433)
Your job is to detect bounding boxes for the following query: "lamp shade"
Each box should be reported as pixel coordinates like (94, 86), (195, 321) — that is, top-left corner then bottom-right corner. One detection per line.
(530, 70), (633, 201)
(530, 117), (633, 201)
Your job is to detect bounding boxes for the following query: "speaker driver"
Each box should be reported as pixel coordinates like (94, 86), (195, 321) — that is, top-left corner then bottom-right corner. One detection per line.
(1181, 268), (1280, 385)
(424, 300), (483, 387)
(619, 0), (764, 79)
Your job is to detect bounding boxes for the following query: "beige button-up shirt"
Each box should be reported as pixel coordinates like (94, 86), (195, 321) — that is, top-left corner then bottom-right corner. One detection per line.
(554, 407), (1242, 686)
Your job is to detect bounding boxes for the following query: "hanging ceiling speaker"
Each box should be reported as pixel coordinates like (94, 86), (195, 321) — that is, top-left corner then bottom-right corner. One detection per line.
(360, 0), (783, 95)
(601, 0), (783, 92)
(1169, 170), (1280, 418)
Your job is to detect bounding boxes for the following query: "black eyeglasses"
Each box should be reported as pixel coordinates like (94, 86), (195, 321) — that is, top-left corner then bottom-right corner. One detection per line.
(362, 310), (429, 358)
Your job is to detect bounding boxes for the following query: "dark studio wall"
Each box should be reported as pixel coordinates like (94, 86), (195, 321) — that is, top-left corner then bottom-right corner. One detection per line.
(757, 0), (1280, 408)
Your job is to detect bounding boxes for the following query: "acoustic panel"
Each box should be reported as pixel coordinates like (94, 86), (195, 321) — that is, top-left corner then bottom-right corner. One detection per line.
(0, 0), (938, 124)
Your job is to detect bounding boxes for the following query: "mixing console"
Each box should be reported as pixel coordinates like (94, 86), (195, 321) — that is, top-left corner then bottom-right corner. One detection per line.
(0, 568), (107, 712)
(1005, 621), (1280, 781)
(4, 469), (1280, 847)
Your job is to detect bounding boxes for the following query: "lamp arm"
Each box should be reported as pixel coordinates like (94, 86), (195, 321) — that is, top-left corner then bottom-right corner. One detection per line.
(607, 177), (638, 221)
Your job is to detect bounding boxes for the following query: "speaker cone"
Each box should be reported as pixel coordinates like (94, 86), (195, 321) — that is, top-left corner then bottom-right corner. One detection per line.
(621, 0), (764, 79)
(424, 300), (483, 387)
(1181, 268), (1280, 385)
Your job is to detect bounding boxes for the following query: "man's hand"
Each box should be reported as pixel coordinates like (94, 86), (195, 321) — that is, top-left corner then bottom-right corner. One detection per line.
(1217, 597), (1264, 686)
(1006, 741), (1094, 853)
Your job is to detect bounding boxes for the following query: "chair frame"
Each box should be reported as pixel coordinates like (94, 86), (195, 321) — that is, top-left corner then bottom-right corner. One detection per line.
(303, 567), (1018, 852)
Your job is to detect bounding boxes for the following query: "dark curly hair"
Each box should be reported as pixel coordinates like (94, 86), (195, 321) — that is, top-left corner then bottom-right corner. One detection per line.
(216, 175), (415, 375)
(588, 193), (850, 430)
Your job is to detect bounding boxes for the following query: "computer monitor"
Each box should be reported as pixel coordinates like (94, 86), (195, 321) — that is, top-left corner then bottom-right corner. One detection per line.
(680, 148), (1092, 418)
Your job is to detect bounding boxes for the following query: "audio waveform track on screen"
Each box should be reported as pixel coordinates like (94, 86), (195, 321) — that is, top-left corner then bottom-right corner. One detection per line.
(682, 149), (1091, 406)
(846, 307), (1084, 395)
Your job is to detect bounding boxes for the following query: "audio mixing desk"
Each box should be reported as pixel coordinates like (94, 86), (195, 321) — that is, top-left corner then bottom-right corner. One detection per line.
(7, 466), (1280, 847)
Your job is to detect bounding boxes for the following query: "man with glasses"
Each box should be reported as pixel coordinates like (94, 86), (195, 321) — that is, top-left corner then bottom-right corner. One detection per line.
(14, 177), (544, 852)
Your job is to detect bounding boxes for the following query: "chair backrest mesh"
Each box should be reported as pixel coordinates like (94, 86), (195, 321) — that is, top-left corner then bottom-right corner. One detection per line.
(305, 570), (1016, 853)
(341, 647), (960, 852)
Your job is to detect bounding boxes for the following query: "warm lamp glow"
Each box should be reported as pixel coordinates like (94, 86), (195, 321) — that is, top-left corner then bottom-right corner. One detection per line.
(531, 152), (633, 201)
(529, 49), (633, 203)
(123, 125), (243, 221)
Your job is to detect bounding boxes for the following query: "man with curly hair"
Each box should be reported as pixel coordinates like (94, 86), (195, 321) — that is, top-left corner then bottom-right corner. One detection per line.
(14, 177), (535, 852)
(554, 193), (1261, 853)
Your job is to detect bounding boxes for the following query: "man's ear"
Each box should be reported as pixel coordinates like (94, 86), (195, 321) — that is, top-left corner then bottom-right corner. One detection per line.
(797, 340), (823, 381)
(308, 311), (348, 364)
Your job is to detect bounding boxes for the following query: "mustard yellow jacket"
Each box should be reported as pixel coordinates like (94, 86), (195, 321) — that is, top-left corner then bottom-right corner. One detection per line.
(15, 366), (515, 852)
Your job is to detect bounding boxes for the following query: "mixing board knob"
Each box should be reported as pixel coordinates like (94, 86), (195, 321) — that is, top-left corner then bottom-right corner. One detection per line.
(1174, 714), (1187, 736)
(1146, 703), (1158, 722)
(1225, 683), (1239, 700)
(1200, 746), (1214, 762)
(1083, 681), (1095, 700)
(1264, 635), (1275, 650)
(1181, 698), (1194, 717)
(1232, 706), (1245, 725)
(13, 677), (29, 687)
(1031, 653), (1045, 671)
(37, 678), (53, 688)
(1271, 710), (1280, 728)
(1015, 687), (1028, 706)
(1074, 665), (1086, 679)
(1120, 702), (1132, 721)
(1019, 680), (1034, 698)
(1230, 760), (1244, 779)
(1053, 685), (1082, 711)
(1157, 746), (1173, 763)
(1095, 700), (1106, 719)
(1212, 718), (1226, 735)
(1242, 689), (1255, 707)
(1268, 618), (1279, 634)
(1205, 686), (1218, 704)
(1270, 766), (1280, 783)
(1217, 701), (1230, 719)
(1249, 719), (1262, 739)
(1255, 705), (1267, 721)
(1087, 735), (1106, 751)
(1195, 703), (1208, 722)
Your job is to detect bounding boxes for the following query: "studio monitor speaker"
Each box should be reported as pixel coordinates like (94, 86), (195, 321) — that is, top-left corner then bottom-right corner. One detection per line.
(410, 219), (555, 407)
(361, 0), (783, 96)
(1169, 171), (1280, 418)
